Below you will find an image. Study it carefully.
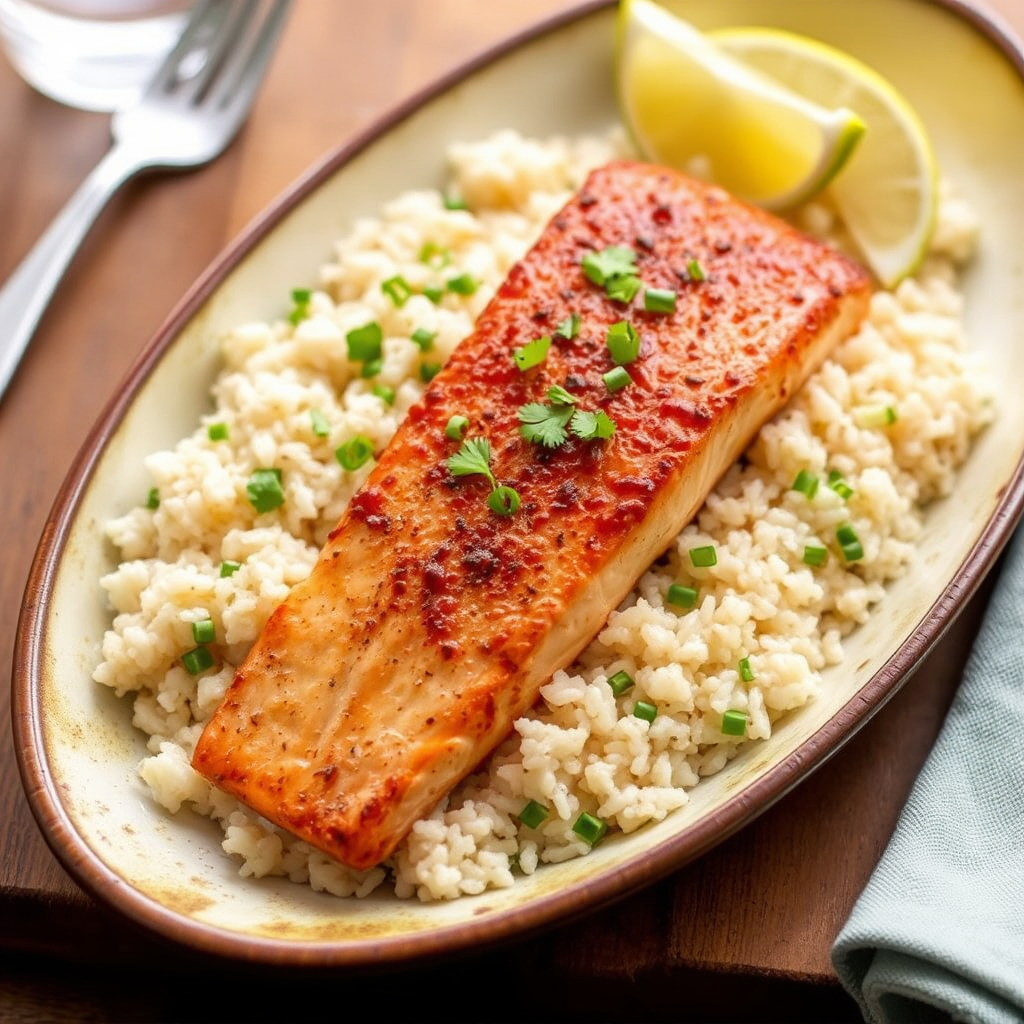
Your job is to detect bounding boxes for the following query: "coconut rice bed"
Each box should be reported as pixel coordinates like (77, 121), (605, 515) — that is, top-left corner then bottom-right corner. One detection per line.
(93, 128), (994, 902)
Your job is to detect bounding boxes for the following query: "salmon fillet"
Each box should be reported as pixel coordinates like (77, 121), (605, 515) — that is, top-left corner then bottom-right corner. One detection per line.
(192, 160), (871, 870)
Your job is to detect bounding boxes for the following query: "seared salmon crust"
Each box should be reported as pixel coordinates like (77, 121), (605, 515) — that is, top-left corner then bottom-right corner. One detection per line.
(192, 160), (871, 870)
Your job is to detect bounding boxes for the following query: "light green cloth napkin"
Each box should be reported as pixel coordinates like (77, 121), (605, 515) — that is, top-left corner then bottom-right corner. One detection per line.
(832, 526), (1024, 1024)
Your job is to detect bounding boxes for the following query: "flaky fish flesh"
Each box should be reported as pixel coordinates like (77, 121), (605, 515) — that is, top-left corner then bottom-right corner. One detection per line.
(193, 161), (871, 870)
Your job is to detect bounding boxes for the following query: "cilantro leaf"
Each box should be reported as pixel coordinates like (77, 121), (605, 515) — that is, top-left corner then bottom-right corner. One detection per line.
(546, 384), (577, 406)
(570, 409), (616, 441)
(606, 274), (642, 304)
(518, 402), (574, 448)
(513, 335), (552, 372)
(518, 402), (557, 426)
(447, 437), (495, 486)
(554, 313), (581, 340)
(581, 246), (637, 286)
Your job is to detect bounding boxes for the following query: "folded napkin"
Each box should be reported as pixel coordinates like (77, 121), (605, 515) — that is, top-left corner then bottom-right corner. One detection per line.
(832, 525), (1024, 1024)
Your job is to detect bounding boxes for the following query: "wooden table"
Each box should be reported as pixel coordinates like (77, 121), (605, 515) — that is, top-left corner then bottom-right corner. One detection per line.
(1, 2), (1019, 1021)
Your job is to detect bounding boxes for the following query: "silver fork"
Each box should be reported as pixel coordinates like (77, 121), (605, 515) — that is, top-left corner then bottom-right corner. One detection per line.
(0, 0), (293, 403)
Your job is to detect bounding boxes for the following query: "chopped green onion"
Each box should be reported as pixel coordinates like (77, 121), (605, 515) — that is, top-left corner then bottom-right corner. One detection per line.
(287, 287), (312, 325)
(606, 274), (642, 304)
(418, 242), (451, 269)
(791, 469), (819, 499)
(554, 313), (580, 340)
(738, 657), (755, 682)
(381, 275), (413, 308)
(372, 383), (395, 406)
(828, 470), (854, 500)
(546, 384), (576, 406)
(854, 403), (898, 428)
(836, 523), (859, 546)
(517, 799), (549, 829)
(606, 321), (640, 365)
(581, 245), (637, 287)
(644, 287), (677, 313)
(721, 709), (747, 736)
(803, 545), (829, 567)
(602, 366), (632, 393)
(309, 408), (330, 437)
(513, 335), (551, 372)
(246, 468), (284, 514)
(633, 700), (658, 723)
(219, 560), (241, 578)
(411, 327), (436, 351)
(841, 540), (865, 562)
(689, 545), (717, 568)
(192, 618), (215, 645)
(487, 485), (521, 517)
(207, 422), (229, 442)
(360, 358), (384, 379)
(181, 645), (214, 675)
(687, 258), (706, 282)
(443, 194), (468, 211)
(346, 321), (383, 363)
(420, 362), (442, 382)
(667, 584), (698, 609)
(146, 487), (159, 510)
(572, 812), (608, 846)
(336, 436), (374, 471)
(837, 523), (864, 562)
(445, 415), (469, 441)
(607, 670), (635, 697)
(423, 285), (444, 304)
(446, 273), (479, 296)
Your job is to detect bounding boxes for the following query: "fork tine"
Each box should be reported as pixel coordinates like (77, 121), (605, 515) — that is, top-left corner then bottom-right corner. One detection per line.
(206, 1), (293, 117)
(142, 0), (228, 97)
(0, 0), (290, 403)
(184, 1), (262, 103)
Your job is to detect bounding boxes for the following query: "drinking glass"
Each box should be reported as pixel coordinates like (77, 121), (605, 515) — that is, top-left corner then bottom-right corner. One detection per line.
(0, 0), (194, 111)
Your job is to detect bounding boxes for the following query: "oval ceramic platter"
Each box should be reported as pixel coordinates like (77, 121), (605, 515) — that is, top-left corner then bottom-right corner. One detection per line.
(13, 0), (1024, 966)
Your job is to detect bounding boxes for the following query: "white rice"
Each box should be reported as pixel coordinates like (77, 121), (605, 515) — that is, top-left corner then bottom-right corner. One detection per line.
(93, 128), (994, 902)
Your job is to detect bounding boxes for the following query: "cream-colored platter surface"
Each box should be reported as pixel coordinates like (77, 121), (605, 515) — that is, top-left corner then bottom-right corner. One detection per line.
(14, 0), (1024, 965)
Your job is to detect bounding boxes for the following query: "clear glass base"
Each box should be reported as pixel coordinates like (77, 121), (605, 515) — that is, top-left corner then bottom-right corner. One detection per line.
(0, 0), (191, 112)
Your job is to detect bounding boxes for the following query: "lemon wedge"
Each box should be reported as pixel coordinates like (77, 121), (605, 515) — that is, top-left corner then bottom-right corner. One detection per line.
(711, 26), (939, 288)
(616, 0), (866, 212)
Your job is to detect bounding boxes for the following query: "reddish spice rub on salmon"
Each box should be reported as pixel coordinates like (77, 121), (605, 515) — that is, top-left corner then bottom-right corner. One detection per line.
(192, 160), (871, 870)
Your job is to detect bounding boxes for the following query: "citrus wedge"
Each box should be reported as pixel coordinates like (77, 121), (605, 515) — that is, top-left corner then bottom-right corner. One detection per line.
(616, 0), (866, 213)
(711, 26), (939, 288)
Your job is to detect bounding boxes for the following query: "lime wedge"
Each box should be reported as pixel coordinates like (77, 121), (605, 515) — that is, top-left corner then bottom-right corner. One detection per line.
(615, 0), (866, 212)
(711, 26), (939, 288)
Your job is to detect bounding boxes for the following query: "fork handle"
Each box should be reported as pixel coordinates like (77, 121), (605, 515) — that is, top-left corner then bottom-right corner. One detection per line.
(0, 141), (146, 402)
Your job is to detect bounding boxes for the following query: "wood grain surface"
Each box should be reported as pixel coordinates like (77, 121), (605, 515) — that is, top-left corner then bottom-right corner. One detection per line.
(1, 1), (1020, 1021)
